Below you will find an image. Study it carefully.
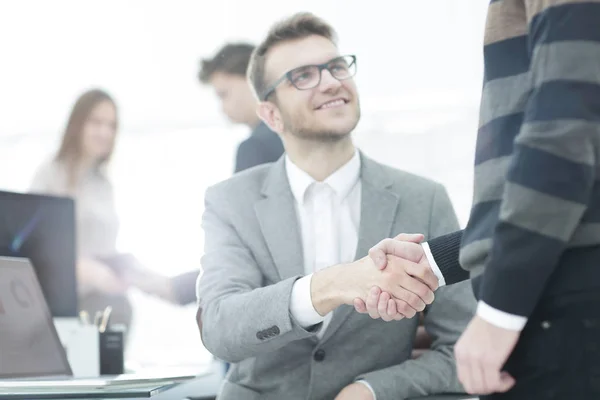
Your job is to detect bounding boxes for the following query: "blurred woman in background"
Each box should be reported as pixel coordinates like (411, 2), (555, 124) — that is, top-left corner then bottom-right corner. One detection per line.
(30, 89), (132, 329)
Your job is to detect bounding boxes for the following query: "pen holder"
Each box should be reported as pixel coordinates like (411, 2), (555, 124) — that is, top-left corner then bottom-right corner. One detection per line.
(54, 320), (101, 377)
(54, 318), (126, 377)
(99, 324), (125, 375)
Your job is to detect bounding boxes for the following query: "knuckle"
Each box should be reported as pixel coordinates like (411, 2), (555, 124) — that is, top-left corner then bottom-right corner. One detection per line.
(405, 292), (419, 307)
(395, 301), (408, 313)
(415, 286), (430, 301)
(375, 239), (391, 251)
(366, 295), (378, 307)
(397, 301), (411, 315)
(407, 263), (422, 278)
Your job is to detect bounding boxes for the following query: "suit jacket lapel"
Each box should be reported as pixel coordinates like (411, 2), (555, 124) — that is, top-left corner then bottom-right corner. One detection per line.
(320, 154), (401, 343)
(254, 158), (305, 281)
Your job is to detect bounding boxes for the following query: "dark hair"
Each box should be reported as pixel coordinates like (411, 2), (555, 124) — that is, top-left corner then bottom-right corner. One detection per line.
(247, 12), (337, 100)
(55, 89), (118, 188)
(198, 43), (256, 83)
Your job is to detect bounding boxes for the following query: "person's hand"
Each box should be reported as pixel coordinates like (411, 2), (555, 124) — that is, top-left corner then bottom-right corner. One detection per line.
(310, 251), (438, 318)
(368, 233), (426, 270)
(334, 383), (374, 400)
(454, 315), (519, 395)
(353, 233), (435, 320)
(77, 258), (129, 295)
(122, 268), (177, 303)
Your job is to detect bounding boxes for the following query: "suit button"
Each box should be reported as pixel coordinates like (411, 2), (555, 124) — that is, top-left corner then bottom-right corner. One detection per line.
(313, 349), (326, 362)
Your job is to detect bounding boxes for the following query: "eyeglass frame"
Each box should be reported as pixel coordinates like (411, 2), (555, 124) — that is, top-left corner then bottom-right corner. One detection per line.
(259, 55), (357, 101)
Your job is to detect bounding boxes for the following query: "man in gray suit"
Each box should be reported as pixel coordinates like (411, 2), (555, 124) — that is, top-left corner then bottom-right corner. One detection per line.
(196, 12), (476, 400)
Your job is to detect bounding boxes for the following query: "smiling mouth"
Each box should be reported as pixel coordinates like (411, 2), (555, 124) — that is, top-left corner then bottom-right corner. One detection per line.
(317, 99), (349, 110)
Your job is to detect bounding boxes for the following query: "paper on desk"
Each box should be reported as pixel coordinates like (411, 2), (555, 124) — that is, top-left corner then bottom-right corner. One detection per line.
(0, 370), (203, 393)
(0, 382), (177, 399)
(0, 379), (175, 391)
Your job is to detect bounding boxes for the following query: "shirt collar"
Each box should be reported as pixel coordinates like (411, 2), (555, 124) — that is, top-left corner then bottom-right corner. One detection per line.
(285, 150), (361, 204)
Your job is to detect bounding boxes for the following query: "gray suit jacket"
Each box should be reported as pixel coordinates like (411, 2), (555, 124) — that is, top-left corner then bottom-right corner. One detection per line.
(197, 153), (476, 400)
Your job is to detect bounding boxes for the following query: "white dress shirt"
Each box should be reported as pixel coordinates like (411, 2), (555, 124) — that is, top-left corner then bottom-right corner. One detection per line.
(287, 151), (361, 335)
(286, 151), (377, 398)
(422, 243), (527, 331)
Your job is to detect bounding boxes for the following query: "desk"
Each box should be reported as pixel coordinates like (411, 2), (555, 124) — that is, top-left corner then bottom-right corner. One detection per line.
(136, 373), (221, 400)
(67, 380), (475, 400)
(0, 369), (475, 400)
(0, 365), (223, 400)
(89, 380), (474, 400)
(409, 396), (477, 400)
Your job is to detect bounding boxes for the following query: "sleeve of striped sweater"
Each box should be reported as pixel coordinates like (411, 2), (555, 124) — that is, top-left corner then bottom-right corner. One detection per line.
(478, 0), (599, 318)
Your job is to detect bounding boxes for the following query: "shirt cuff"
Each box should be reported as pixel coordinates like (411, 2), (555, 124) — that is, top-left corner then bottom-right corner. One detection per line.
(476, 301), (527, 331)
(356, 380), (377, 400)
(289, 274), (326, 328)
(421, 242), (446, 287)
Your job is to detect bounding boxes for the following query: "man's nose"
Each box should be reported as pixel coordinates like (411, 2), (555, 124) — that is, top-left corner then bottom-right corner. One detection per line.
(318, 69), (342, 93)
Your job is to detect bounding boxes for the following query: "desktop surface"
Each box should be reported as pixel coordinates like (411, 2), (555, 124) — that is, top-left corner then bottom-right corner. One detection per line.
(0, 364), (221, 400)
(409, 396), (477, 400)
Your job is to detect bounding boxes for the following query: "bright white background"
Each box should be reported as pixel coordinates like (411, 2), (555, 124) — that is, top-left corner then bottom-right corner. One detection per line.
(0, 0), (488, 366)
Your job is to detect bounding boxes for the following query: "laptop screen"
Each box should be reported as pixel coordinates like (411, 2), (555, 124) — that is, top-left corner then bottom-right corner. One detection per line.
(0, 257), (72, 378)
(0, 190), (77, 317)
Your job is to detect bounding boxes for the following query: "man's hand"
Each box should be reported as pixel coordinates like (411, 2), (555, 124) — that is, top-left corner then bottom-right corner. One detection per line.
(123, 269), (177, 303)
(310, 248), (438, 318)
(454, 315), (519, 395)
(368, 233), (427, 270)
(334, 383), (375, 400)
(353, 233), (434, 320)
(77, 258), (129, 295)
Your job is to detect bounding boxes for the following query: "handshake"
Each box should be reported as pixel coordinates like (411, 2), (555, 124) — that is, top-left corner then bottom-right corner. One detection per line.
(310, 233), (438, 321)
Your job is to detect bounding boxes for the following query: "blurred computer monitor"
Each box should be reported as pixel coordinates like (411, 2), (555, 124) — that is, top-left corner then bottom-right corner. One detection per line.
(0, 190), (77, 317)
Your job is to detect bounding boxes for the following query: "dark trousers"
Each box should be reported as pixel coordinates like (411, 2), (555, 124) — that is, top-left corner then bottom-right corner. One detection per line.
(483, 292), (600, 400)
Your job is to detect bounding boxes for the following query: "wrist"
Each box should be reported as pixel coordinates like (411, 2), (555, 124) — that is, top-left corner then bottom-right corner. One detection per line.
(311, 264), (347, 315)
(161, 281), (177, 303)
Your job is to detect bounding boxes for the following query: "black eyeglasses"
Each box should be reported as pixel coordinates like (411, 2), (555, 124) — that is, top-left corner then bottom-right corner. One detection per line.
(260, 55), (357, 101)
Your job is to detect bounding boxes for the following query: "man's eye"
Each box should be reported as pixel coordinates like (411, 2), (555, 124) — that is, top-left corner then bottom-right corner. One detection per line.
(295, 72), (312, 81)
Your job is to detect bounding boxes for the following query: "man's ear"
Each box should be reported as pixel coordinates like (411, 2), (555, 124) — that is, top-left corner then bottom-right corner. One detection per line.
(257, 102), (284, 134)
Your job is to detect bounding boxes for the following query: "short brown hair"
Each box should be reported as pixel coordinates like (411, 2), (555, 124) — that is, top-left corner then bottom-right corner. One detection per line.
(198, 43), (255, 83)
(247, 12), (337, 100)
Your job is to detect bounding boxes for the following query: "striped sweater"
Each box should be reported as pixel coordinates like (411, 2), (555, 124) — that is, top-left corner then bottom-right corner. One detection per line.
(433, 0), (600, 318)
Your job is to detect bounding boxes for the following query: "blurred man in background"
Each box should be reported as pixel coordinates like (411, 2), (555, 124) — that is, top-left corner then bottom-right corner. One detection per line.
(199, 42), (284, 173)
(129, 43), (287, 306)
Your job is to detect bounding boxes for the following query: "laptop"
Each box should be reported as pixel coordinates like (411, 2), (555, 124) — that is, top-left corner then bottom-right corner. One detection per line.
(0, 256), (72, 379)
(0, 257), (203, 398)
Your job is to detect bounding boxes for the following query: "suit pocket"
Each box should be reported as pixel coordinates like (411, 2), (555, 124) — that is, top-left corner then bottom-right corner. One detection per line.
(218, 381), (261, 400)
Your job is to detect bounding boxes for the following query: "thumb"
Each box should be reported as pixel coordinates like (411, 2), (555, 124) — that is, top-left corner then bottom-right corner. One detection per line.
(497, 372), (516, 392)
(393, 233), (425, 243)
(368, 247), (388, 270)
